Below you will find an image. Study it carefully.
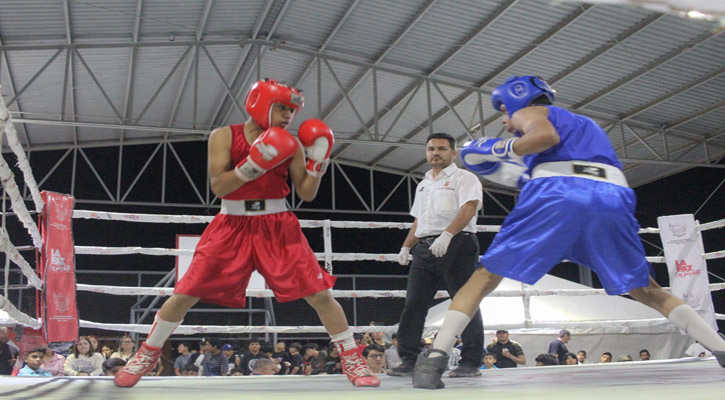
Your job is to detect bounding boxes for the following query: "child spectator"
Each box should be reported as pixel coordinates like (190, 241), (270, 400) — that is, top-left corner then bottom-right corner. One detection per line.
(18, 348), (52, 376)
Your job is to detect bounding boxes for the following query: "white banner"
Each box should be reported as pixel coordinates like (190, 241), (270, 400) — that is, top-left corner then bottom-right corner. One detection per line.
(658, 214), (717, 330)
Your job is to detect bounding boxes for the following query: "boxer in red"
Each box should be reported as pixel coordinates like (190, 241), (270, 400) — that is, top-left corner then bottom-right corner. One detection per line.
(114, 79), (379, 388)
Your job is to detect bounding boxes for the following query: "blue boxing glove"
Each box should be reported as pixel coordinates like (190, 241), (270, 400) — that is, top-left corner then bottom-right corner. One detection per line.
(461, 137), (523, 164)
(462, 140), (530, 189)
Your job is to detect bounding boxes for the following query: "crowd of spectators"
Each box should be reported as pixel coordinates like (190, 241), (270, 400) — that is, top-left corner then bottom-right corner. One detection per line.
(0, 325), (702, 377)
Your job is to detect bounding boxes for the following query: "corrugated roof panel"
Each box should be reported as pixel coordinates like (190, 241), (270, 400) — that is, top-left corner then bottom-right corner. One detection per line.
(4, 50), (67, 115)
(326, 0), (429, 60)
(0, 0), (66, 43)
(439, 0), (581, 83)
(69, 0), (137, 40)
(139, 0), (207, 38)
(275, 0), (350, 47)
(204, 0), (268, 38)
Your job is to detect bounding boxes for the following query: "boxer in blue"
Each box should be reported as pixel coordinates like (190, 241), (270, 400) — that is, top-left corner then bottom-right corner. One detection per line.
(412, 75), (725, 389)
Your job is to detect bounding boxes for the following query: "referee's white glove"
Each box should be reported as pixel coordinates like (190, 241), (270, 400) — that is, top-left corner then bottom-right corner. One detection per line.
(429, 231), (453, 257)
(397, 247), (412, 265)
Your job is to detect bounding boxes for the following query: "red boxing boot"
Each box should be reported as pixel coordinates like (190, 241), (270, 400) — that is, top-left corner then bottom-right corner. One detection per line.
(114, 342), (162, 388)
(339, 347), (380, 387)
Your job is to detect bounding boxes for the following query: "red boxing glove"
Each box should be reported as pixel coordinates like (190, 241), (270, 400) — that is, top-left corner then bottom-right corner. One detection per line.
(234, 127), (298, 183)
(298, 119), (334, 177)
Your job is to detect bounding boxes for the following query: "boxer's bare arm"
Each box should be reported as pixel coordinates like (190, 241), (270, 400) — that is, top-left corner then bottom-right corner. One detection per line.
(208, 126), (244, 198)
(289, 146), (322, 202)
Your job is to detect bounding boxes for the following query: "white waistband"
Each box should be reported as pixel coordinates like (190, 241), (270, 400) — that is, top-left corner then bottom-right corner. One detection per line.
(531, 161), (629, 188)
(220, 199), (288, 216)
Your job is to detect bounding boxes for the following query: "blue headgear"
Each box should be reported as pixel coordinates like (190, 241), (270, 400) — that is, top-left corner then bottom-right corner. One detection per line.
(491, 75), (556, 117)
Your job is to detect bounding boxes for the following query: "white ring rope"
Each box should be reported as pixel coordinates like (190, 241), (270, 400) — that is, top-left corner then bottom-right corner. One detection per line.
(0, 155), (42, 249)
(0, 294), (41, 329)
(0, 227), (42, 289)
(75, 283), (725, 299)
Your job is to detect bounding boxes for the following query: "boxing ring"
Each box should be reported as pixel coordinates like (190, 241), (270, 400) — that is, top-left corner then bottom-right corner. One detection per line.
(1, 68), (725, 400)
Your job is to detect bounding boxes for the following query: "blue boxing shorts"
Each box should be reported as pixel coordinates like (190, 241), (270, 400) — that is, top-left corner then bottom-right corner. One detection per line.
(479, 176), (651, 295)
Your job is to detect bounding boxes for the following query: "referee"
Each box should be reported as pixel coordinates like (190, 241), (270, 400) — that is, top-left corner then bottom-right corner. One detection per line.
(388, 132), (484, 378)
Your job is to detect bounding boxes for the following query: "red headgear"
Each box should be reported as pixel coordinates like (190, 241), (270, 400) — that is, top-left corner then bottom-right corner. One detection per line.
(245, 79), (304, 129)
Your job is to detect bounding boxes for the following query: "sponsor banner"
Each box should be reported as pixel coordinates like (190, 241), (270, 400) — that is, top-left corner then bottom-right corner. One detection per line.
(658, 214), (717, 330)
(38, 191), (79, 343)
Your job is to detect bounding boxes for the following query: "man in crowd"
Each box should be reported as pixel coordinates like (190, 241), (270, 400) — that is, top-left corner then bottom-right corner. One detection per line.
(548, 329), (571, 365)
(485, 330), (526, 368)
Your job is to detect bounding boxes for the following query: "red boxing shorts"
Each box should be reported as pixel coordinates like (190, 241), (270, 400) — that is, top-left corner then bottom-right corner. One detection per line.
(174, 211), (335, 308)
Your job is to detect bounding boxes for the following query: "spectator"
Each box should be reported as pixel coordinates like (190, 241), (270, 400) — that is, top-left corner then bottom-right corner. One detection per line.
(40, 348), (66, 376)
(64, 336), (104, 376)
(229, 367), (244, 376)
(576, 350), (587, 365)
(480, 353), (498, 370)
(0, 327), (18, 375)
(100, 345), (113, 360)
(251, 358), (277, 375)
(239, 338), (264, 375)
(102, 358), (126, 376)
(110, 335), (137, 362)
(181, 364), (199, 376)
(199, 337), (228, 376)
(384, 334), (402, 370)
(547, 329), (571, 365)
(363, 344), (386, 374)
(303, 343), (327, 375)
(486, 330), (526, 369)
(18, 348), (52, 377)
(361, 323), (389, 348)
(535, 353), (559, 366)
(287, 343), (303, 375)
(639, 349), (651, 361)
(685, 341), (711, 358)
(272, 341), (290, 375)
(221, 344), (236, 374)
(174, 342), (192, 376)
(87, 336), (100, 354)
(616, 354), (633, 362)
(323, 343), (342, 374)
(600, 352), (612, 363)
(563, 352), (578, 365)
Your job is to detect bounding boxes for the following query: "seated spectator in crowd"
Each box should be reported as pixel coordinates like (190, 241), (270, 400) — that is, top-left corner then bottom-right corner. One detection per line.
(182, 364), (199, 376)
(239, 338), (264, 375)
(200, 337), (228, 377)
(251, 358), (277, 376)
(229, 368), (244, 376)
(40, 348), (66, 376)
(486, 330), (526, 368)
(221, 344), (236, 375)
(102, 357), (126, 376)
(639, 349), (651, 361)
(174, 342), (192, 376)
(110, 335), (136, 362)
(600, 352), (613, 363)
(480, 353), (498, 370)
(576, 350), (587, 365)
(323, 343), (342, 374)
(361, 323), (389, 349)
(261, 346), (282, 375)
(535, 353), (559, 366)
(363, 343), (386, 374)
(564, 352), (578, 365)
(384, 334), (402, 370)
(287, 343), (303, 375)
(18, 348), (52, 377)
(685, 341), (711, 358)
(100, 345), (113, 360)
(303, 343), (327, 375)
(87, 336), (100, 354)
(273, 341), (290, 375)
(0, 327), (19, 376)
(616, 354), (633, 362)
(64, 336), (104, 376)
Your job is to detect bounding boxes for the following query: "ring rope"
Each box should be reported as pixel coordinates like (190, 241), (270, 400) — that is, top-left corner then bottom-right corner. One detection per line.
(0, 228), (42, 288)
(75, 283), (725, 298)
(0, 87), (43, 213)
(0, 294), (42, 329)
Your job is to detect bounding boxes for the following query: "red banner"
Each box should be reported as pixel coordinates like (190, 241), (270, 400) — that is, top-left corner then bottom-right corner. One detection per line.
(38, 191), (78, 343)
(9, 327), (48, 376)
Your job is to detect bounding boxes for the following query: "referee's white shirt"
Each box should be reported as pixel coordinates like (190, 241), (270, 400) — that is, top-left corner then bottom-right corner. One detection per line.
(411, 163), (482, 238)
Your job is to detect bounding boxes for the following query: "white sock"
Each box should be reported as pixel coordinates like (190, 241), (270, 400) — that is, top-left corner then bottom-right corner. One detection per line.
(668, 304), (725, 352)
(430, 310), (471, 358)
(146, 314), (181, 348)
(330, 329), (357, 352)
